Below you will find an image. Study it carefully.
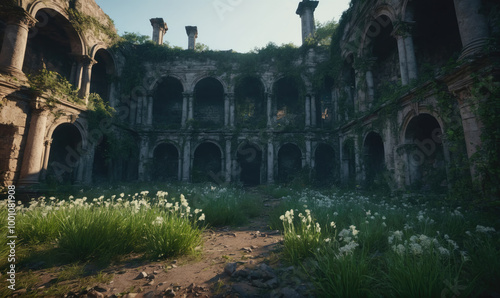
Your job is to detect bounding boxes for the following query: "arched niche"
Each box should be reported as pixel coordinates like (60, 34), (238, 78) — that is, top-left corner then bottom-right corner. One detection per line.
(278, 143), (302, 183)
(363, 132), (385, 186)
(314, 143), (335, 185)
(153, 77), (184, 127)
(90, 48), (114, 103)
(273, 77), (303, 128)
(192, 142), (222, 183)
(235, 76), (266, 128)
(152, 143), (179, 181)
(194, 77), (224, 128)
(237, 142), (263, 186)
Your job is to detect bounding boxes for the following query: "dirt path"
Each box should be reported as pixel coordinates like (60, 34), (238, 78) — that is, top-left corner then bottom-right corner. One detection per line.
(14, 194), (313, 297)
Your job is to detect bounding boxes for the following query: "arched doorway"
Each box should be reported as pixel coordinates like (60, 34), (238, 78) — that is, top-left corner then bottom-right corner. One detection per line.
(278, 143), (302, 183)
(274, 77), (303, 128)
(46, 123), (83, 184)
(363, 132), (385, 186)
(315, 143), (335, 185)
(342, 139), (356, 186)
(404, 114), (447, 191)
(152, 143), (179, 181)
(235, 76), (266, 128)
(237, 143), (262, 186)
(194, 78), (224, 128)
(153, 77), (184, 127)
(192, 142), (222, 183)
(90, 49), (114, 103)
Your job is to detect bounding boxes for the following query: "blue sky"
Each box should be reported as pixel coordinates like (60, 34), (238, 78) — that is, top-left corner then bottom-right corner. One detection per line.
(95, 0), (351, 53)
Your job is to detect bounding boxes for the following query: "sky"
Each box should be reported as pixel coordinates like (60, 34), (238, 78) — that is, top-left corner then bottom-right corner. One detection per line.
(94, 0), (351, 53)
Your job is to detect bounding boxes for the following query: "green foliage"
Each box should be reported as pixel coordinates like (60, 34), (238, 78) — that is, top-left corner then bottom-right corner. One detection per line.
(307, 19), (338, 47)
(121, 32), (151, 45)
(67, 8), (119, 43)
(86, 93), (115, 130)
(27, 69), (83, 106)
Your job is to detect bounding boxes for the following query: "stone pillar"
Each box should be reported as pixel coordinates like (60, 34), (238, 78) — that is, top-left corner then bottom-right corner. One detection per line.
(405, 35), (418, 81)
(182, 92), (189, 127)
(0, 13), (37, 79)
(305, 94), (311, 127)
(147, 95), (153, 126)
(225, 137), (232, 183)
(182, 138), (191, 182)
(18, 104), (48, 186)
(267, 138), (274, 184)
(70, 55), (84, 90)
(229, 93), (235, 127)
(366, 70), (375, 104)
(310, 94), (317, 127)
(395, 35), (409, 85)
(79, 56), (97, 103)
(185, 26), (198, 50)
(266, 92), (273, 128)
(454, 0), (489, 59)
(40, 139), (52, 181)
(296, 0), (319, 44)
(188, 92), (194, 122)
(150, 18), (168, 45)
(224, 93), (230, 127)
(138, 136), (149, 181)
(305, 138), (312, 168)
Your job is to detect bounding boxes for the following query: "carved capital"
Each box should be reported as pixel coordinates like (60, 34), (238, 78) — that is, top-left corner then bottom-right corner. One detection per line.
(392, 21), (415, 38)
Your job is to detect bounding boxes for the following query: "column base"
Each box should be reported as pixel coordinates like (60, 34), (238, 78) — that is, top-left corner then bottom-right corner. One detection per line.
(0, 66), (27, 82)
(459, 38), (489, 60)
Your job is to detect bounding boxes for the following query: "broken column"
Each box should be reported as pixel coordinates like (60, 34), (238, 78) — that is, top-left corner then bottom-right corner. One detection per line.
(150, 18), (168, 45)
(296, 0), (319, 44)
(185, 26), (198, 50)
(454, 0), (489, 59)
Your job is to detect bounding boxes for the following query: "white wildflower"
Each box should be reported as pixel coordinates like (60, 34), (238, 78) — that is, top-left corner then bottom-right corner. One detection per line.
(476, 225), (495, 233)
(198, 213), (205, 221)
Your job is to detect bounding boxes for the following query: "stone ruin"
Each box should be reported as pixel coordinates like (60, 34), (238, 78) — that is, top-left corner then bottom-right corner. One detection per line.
(0, 0), (498, 193)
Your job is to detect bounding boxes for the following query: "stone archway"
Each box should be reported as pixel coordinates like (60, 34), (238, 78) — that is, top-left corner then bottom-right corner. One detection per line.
(404, 113), (447, 191)
(90, 48), (114, 103)
(45, 123), (83, 184)
(152, 143), (179, 181)
(273, 77), (303, 128)
(194, 78), (224, 128)
(153, 77), (184, 127)
(278, 143), (302, 183)
(237, 142), (262, 186)
(192, 142), (222, 183)
(314, 143), (335, 185)
(235, 76), (266, 128)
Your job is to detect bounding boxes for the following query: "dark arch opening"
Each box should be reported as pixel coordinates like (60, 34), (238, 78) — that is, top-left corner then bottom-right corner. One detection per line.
(92, 135), (110, 184)
(315, 143), (335, 186)
(368, 15), (398, 101)
(152, 143), (179, 181)
(90, 49), (114, 103)
(194, 78), (224, 128)
(274, 77), (303, 128)
(237, 143), (262, 186)
(24, 9), (81, 82)
(405, 114), (447, 192)
(278, 143), (302, 183)
(235, 76), (266, 128)
(46, 123), (83, 184)
(363, 132), (385, 187)
(193, 142), (222, 183)
(153, 77), (184, 127)
(318, 76), (335, 128)
(342, 140), (356, 186)
(412, 0), (462, 70)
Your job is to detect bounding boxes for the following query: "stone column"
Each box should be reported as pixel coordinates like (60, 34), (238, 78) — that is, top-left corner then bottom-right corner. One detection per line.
(310, 94), (317, 127)
(266, 92), (273, 128)
(454, 0), (489, 59)
(267, 138), (274, 184)
(405, 35), (418, 81)
(185, 26), (198, 50)
(305, 138), (312, 168)
(150, 18), (168, 45)
(366, 70), (375, 104)
(296, 0), (319, 44)
(79, 56), (97, 103)
(138, 136), (149, 181)
(40, 139), (52, 181)
(224, 93), (230, 127)
(0, 13), (37, 79)
(395, 35), (409, 85)
(182, 137), (191, 182)
(136, 95), (143, 125)
(18, 104), (49, 186)
(229, 93), (235, 127)
(182, 92), (189, 128)
(225, 137), (232, 183)
(188, 92), (194, 122)
(70, 55), (84, 90)
(305, 94), (311, 127)
(147, 95), (153, 126)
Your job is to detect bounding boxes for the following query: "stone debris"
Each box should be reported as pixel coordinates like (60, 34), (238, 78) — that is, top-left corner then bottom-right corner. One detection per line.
(134, 271), (148, 280)
(224, 262), (238, 276)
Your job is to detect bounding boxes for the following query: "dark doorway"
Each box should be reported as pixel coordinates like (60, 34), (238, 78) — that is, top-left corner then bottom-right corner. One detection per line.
(278, 143), (302, 183)
(193, 142), (222, 183)
(153, 77), (184, 127)
(152, 143), (179, 181)
(46, 123), (83, 184)
(363, 132), (385, 186)
(315, 143), (335, 185)
(194, 78), (224, 128)
(237, 143), (262, 186)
